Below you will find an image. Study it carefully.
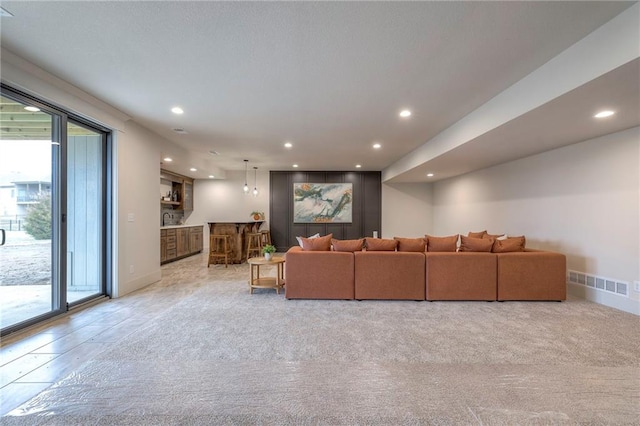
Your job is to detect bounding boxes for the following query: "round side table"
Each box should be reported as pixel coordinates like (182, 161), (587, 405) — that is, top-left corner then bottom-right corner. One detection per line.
(247, 256), (285, 294)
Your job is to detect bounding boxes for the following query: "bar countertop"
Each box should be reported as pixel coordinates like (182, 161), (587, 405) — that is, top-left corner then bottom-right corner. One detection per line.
(160, 224), (204, 230)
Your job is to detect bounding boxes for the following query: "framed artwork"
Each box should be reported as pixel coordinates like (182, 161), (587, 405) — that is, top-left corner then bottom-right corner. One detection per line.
(293, 183), (353, 223)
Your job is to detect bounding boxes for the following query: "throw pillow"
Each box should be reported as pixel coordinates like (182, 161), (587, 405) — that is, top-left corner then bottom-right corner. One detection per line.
(425, 234), (459, 252)
(468, 230), (487, 238)
(394, 237), (426, 252)
(484, 233), (505, 240)
(332, 238), (364, 252)
(365, 238), (398, 251)
(492, 236), (526, 253)
(296, 232), (320, 247)
(301, 233), (333, 251)
(459, 235), (493, 252)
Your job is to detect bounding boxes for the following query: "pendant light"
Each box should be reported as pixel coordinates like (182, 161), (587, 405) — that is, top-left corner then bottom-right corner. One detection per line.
(252, 167), (259, 197)
(243, 160), (249, 194)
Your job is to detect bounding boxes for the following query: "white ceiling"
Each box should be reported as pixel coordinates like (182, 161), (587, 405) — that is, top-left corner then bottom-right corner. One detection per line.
(0, 1), (637, 181)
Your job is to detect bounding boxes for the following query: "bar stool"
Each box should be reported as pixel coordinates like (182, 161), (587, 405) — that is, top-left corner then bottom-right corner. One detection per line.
(260, 230), (272, 247)
(208, 234), (231, 268)
(246, 232), (262, 261)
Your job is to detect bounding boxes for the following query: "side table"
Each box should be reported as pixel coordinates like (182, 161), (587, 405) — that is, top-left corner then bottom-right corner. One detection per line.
(248, 256), (285, 294)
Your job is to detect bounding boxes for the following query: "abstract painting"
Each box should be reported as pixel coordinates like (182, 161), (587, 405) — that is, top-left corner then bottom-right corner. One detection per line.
(293, 183), (353, 223)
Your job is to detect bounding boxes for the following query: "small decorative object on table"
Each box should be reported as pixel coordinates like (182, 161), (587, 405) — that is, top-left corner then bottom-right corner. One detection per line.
(262, 244), (276, 261)
(251, 211), (265, 221)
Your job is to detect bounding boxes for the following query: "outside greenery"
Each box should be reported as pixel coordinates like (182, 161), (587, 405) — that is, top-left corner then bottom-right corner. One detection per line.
(23, 193), (51, 240)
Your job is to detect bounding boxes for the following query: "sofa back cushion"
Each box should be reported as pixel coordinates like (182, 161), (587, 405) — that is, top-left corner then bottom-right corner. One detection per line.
(296, 233), (320, 247)
(425, 234), (459, 252)
(332, 238), (364, 252)
(485, 233), (505, 240)
(301, 233), (333, 251)
(365, 238), (398, 251)
(468, 230), (487, 238)
(394, 237), (426, 252)
(492, 236), (526, 253)
(459, 235), (494, 252)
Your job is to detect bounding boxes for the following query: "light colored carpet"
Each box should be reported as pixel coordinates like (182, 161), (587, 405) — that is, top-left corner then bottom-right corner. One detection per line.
(3, 254), (639, 425)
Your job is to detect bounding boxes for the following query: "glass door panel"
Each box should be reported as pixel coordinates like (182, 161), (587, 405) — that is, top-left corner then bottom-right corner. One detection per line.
(0, 95), (56, 329)
(66, 122), (104, 304)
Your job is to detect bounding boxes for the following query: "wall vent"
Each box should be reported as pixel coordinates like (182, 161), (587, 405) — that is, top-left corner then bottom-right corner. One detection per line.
(567, 270), (629, 297)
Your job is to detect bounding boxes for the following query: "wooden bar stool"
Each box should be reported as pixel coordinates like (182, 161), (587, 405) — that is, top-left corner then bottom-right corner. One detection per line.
(208, 234), (231, 268)
(260, 230), (272, 247)
(246, 232), (262, 261)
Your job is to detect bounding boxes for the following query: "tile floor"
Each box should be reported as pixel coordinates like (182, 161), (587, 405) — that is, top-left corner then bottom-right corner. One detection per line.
(0, 253), (243, 416)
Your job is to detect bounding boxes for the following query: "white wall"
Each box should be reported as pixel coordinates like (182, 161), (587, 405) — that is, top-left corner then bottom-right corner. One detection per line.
(190, 170), (270, 249)
(431, 127), (640, 313)
(1, 48), (166, 298)
(381, 183), (433, 238)
(114, 121), (165, 297)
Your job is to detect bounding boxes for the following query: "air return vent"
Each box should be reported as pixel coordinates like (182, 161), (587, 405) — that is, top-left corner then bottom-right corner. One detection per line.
(567, 270), (629, 297)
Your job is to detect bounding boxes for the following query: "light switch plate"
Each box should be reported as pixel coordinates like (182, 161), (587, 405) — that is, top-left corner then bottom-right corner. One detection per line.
(634, 281), (640, 292)
(127, 213), (135, 222)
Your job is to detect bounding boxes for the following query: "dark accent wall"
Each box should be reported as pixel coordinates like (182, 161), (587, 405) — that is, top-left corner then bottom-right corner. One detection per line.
(270, 171), (381, 250)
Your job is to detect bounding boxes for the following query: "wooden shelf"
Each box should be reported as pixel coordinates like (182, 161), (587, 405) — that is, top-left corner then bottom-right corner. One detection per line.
(161, 200), (181, 206)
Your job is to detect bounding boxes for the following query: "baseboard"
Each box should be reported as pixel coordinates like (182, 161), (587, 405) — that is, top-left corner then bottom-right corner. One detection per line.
(568, 282), (640, 316)
(115, 269), (162, 298)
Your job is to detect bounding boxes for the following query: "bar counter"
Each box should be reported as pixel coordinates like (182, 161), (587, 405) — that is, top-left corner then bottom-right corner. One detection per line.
(207, 221), (264, 263)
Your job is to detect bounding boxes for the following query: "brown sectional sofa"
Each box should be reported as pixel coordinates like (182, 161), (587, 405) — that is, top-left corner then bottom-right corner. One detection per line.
(355, 251), (425, 300)
(285, 246), (354, 299)
(426, 252), (496, 301)
(497, 249), (566, 301)
(285, 246), (566, 302)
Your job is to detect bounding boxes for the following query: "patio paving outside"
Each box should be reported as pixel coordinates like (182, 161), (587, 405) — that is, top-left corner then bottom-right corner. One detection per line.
(0, 231), (95, 330)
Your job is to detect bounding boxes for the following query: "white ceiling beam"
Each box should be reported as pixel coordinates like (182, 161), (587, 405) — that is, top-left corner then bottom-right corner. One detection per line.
(382, 3), (640, 183)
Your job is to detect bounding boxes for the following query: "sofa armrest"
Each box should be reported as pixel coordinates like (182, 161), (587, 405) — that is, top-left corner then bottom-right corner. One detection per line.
(497, 251), (566, 301)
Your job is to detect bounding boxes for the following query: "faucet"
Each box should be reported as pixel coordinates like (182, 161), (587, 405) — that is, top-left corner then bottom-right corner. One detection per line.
(162, 212), (171, 227)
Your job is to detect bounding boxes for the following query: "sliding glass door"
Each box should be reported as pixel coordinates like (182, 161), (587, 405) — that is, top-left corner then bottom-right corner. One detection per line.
(66, 122), (106, 304)
(0, 86), (111, 335)
(0, 94), (58, 329)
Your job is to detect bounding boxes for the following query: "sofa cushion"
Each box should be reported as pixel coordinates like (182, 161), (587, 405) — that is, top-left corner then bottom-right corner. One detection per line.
(425, 234), (459, 252)
(459, 235), (493, 252)
(301, 233), (333, 251)
(296, 232), (320, 247)
(394, 237), (426, 252)
(332, 238), (364, 252)
(365, 238), (398, 251)
(468, 230), (487, 238)
(485, 233), (505, 240)
(492, 236), (526, 253)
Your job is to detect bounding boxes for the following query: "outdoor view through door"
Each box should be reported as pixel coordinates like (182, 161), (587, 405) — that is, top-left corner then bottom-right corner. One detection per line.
(0, 89), (110, 335)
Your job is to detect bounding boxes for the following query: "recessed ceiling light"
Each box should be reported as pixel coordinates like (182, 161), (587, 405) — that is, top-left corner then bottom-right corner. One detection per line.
(355, 164), (362, 168)
(594, 110), (615, 118)
(24, 106), (40, 112)
(399, 109), (412, 118)
(284, 142), (293, 148)
(373, 143), (381, 149)
(190, 168), (197, 172)
(163, 157), (173, 162)
(209, 175), (215, 179)
(292, 164), (299, 168)
(427, 173), (434, 177)
(171, 107), (184, 115)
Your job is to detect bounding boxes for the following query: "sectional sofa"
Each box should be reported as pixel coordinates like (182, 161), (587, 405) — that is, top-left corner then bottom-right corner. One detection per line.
(284, 234), (567, 302)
